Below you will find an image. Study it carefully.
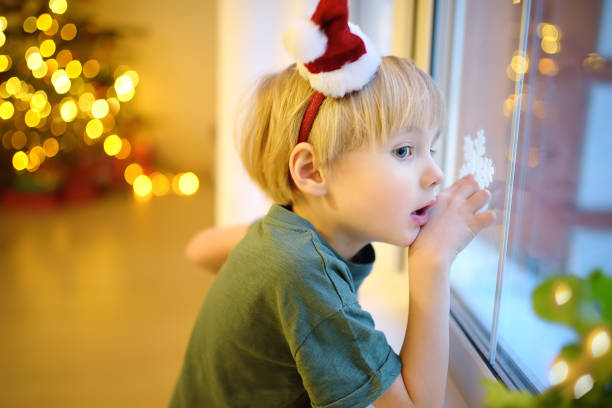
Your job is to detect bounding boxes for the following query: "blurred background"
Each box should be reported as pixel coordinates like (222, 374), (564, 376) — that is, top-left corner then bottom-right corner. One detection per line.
(0, 0), (218, 406)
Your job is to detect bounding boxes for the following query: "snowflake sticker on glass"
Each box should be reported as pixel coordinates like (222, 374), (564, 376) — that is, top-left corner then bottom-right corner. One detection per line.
(459, 129), (494, 189)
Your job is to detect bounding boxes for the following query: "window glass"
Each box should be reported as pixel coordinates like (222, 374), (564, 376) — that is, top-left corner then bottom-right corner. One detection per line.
(497, 0), (612, 390)
(437, 0), (612, 391)
(441, 0), (523, 355)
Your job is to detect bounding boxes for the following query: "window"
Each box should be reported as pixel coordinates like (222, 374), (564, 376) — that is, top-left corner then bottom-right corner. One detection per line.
(433, 0), (612, 393)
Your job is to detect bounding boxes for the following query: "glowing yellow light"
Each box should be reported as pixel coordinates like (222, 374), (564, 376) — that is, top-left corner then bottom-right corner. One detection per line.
(102, 134), (121, 156)
(30, 91), (48, 111)
(46, 58), (58, 75)
(151, 172), (170, 196)
(50, 0), (68, 14)
(554, 282), (572, 305)
(23, 16), (38, 33)
(590, 329), (610, 358)
(91, 99), (109, 118)
(85, 118), (103, 139)
(133, 174), (153, 197)
(124, 163), (143, 185)
(0, 16), (7, 31)
(27, 52), (44, 70)
(56, 49), (72, 67)
(178, 172), (199, 195)
(43, 137), (59, 157)
(0, 32), (5, 47)
(548, 359), (568, 385)
(82, 59), (100, 78)
(538, 58), (558, 76)
(115, 138), (131, 160)
(124, 70), (140, 87)
(40, 39), (56, 57)
(12, 151), (28, 171)
(541, 38), (560, 54)
(510, 54), (529, 74)
(78, 92), (95, 112)
(25, 110), (41, 127)
(60, 99), (78, 122)
(0, 100), (14, 119)
(51, 69), (71, 94)
(117, 88), (135, 102)
(0, 55), (11, 72)
(538, 23), (561, 41)
(32, 61), (49, 78)
(37, 14), (53, 31)
(114, 75), (134, 95)
(65, 60), (82, 78)
(574, 374), (593, 399)
(44, 19), (59, 36)
(27, 149), (42, 172)
(60, 23), (77, 41)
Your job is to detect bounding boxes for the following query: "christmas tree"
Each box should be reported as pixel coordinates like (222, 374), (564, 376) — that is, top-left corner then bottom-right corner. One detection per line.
(0, 0), (199, 208)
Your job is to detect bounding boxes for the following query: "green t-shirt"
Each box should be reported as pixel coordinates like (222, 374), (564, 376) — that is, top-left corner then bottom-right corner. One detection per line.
(169, 204), (401, 408)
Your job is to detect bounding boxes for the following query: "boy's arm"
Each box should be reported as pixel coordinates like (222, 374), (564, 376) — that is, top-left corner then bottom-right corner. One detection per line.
(185, 224), (249, 273)
(374, 175), (496, 408)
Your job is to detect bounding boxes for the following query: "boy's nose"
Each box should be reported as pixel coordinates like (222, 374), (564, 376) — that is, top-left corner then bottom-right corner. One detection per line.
(421, 161), (444, 189)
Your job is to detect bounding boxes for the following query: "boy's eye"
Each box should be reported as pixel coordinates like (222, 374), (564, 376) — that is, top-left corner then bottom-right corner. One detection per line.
(393, 146), (414, 159)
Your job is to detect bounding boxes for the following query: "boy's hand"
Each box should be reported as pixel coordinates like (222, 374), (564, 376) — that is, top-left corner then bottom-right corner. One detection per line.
(409, 174), (497, 268)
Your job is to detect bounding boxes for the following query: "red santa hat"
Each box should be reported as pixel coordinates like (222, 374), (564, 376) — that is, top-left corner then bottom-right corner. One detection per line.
(283, 0), (381, 99)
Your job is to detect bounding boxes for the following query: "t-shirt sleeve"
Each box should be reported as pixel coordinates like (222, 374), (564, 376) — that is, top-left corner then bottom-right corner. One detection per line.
(294, 302), (402, 408)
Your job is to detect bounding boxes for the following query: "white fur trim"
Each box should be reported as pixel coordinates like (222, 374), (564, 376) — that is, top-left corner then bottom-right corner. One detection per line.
(297, 22), (381, 98)
(283, 19), (328, 64)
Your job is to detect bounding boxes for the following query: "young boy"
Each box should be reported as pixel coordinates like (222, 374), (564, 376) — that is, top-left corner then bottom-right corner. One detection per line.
(171, 1), (495, 407)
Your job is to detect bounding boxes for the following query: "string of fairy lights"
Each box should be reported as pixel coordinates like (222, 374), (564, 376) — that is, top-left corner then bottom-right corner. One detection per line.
(0, 0), (199, 200)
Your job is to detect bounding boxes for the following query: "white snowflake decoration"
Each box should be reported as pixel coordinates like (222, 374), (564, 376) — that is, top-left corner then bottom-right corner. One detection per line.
(458, 129), (494, 189)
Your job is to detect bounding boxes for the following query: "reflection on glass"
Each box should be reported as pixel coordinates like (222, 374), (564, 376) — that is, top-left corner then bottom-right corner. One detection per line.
(497, 0), (612, 390)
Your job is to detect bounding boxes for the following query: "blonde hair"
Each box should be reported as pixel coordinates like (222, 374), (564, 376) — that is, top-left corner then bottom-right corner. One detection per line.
(237, 56), (446, 205)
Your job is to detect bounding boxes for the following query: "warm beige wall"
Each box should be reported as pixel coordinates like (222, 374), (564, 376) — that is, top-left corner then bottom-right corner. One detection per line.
(74, 0), (217, 175)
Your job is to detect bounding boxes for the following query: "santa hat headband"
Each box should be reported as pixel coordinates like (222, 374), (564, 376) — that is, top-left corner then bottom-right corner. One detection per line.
(283, 0), (381, 144)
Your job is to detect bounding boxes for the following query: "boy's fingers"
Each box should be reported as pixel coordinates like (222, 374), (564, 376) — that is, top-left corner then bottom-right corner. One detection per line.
(469, 210), (497, 234)
(453, 175), (480, 201)
(465, 189), (491, 214)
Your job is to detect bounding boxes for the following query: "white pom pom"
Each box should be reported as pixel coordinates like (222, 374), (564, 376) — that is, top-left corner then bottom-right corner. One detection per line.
(283, 19), (327, 63)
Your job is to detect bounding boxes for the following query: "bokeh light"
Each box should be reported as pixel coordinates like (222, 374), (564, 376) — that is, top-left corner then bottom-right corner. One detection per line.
(82, 59), (100, 78)
(85, 118), (103, 139)
(0, 55), (12, 72)
(91, 99), (109, 118)
(124, 163), (143, 185)
(60, 23), (77, 41)
(65, 60), (82, 78)
(11, 131), (27, 149)
(548, 359), (568, 386)
(151, 172), (170, 196)
(43, 137), (59, 157)
(12, 151), (28, 171)
(23, 16), (37, 33)
(0, 100), (14, 119)
(178, 172), (199, 195)
(573, 374), (593, 399)
(103, 134), (122, 156)
(36, 14), (53, 31)
(554, 282), (572, 306)
(40, 39), (56, 57)
(60, 99), (78, 121)
(590, 329), (610, 358)
(133, 174), (153, 197)
(50, 0), (68, 15)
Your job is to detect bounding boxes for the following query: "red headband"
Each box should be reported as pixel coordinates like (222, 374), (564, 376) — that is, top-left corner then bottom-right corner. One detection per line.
(297, 91), (325, 144)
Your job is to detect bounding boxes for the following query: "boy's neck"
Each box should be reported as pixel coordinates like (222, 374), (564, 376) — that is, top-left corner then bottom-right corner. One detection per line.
(291, 199), (368, 262)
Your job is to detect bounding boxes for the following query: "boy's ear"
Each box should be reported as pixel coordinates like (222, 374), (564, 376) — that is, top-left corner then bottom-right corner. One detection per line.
(289, 142), (328, 196)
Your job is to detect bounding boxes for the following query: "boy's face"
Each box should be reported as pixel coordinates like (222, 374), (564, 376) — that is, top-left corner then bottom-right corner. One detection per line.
(325, 127), (443, 249)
